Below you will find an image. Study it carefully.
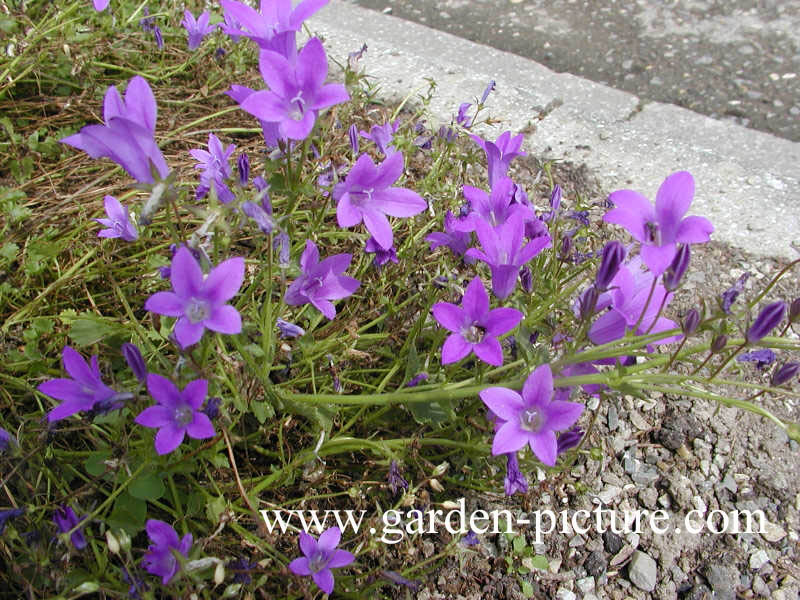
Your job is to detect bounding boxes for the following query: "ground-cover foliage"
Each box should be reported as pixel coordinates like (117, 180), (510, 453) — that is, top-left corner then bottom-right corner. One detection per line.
(1, 1), (799, 598)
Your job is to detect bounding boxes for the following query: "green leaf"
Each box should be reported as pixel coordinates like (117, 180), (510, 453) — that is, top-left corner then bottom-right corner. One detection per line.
(512, 534), (526, 554)
(521, 580), (534, 597)
(251, 400), (274, 425)
(408, 398), (454, 426)
(68, 314), (126, 346)
(530, 555), (548, 571)
(206, 495), (226, 525)
(107, 492), (147, 534)
(208, 452), (230, 469)
(0, 243), (18, 263)
(128, 472), (165, 501)
(83, 450), (112, 477)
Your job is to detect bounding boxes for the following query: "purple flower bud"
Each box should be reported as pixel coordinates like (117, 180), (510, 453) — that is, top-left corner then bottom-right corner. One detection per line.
(242, 201), (277, 235)
(789, 298), (800, 323)
(559, 235), (573, 260)
(388, 460), (408, 495)
(274, 232), (290, 267)
(53, 505), (87, 550)
(550, 184), (562, 212)
(771, 362), (799, 386)
(0, 508), (25, 535)
(721, 272), (750, 313)
(480, 80), (496, 104)
(746, 301), (786, 344)
(347, 43), (368, 69)
(382, 570), (421, 590)
(578, 285), (600, 320)
(253, 175), (268, 193)
(456, 102), (472, 128)
(682, 308), (700, 335)
(276, 318), (305, 339)
(557, 426), (584, 454)
(0, 427), (16, 454)
(158, 265), (171, 279)
(121, 343), (147, 383)
(595, 241), (625, 291)
(348, 124), (359, 154)
(237, 153), (249, 186)
(461, 531), (480, 547)
(365, 236), (399, 267)
(153, 25), (163, 50)
(433, 276), (449, 289)
(139, 7), (154, 32)
(214, 47), (226, 62)
(203, 397), (222, 420)
(406, 373), (428, 387)
(711, 334), (728, 353)
(520, 266), (533, 293)
(504, 453), (528, 496)
(663, 244), (691, 292)
(736, 348), (776, 370)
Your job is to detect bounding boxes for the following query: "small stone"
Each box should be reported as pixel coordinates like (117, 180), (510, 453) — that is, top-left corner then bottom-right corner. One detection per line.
(610, 544), (636, 568)
(631, 465), (660, 485)
(750, 550), (770, 570)
(720, 472), (738, 493)
(588, 396), (600, 410)
(598, 485), (623, 504)
(569, 534), (585, 547)
(761, 521), (786, 543)
(603, 530), (624, 554)
(555, 588), (576, 600)
(576, 577), (595, 594)
(706, 564), (737, 600)
(753, 575), (769, 597)
(638, 488), (658, 509)
(629, 411), (650, 431)
(627, 551), (657, 592)
(584, 550), (608, 577)
(608, 405), (619, 430)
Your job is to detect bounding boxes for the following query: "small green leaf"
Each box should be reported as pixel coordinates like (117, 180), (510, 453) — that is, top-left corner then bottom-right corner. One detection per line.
(84, 450), (112, 477)
(408, 398), (454, 426)
(68, 314), (125, 346)
(128, 472), (165, 501)
(206, 495), (226, 525)
(521, 580), (534, 597)
(107, 492), (147, 534)
(530, 555), (548, 571)
(251, 400), (274, 424)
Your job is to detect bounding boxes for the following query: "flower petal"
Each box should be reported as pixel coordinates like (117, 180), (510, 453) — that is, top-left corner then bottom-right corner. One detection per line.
(299, 532), (317, 558)
(588, 309), (627, 345)
(318, 527), (341, 552)
(171, 247), (203, 299)
(288, 557), (312, 576)
(441, 333), (471, 364)
(474, 337), (503, 366)
(312, 569), (335, 595)
(528, 430), (558, 466)
(204, 305), (242, 334)
(371, 188), (427, 218)
(154, 424), (185, 455)
(521, 364), (554, 407)
(174, 317), (206, 348)
(182, 379), (208, 410)
(186, 412), (215, 439)
(336, 193), (363, 228)
(61, 346), (94, 385)
(145, 292), (184, 317)
(134, 405), (172, 429)
(655, 171), (694, 237)
(431, 302), (465, 332)
(675, 215), (714, 244)
(544, 400), (583, 432)
(640, 242), (676, 276)
(462, 277), (489, 320)
(491, 420), (528, 455)
(204, 257), (245, 304)
(479, 387), (523, 421)
(327, 548), (355, 568)
(362, 209), (393, 250)
(604, 190), (653, 242)
(484, 307), (523, 336)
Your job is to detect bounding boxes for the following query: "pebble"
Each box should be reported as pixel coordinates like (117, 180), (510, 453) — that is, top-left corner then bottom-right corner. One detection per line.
(607, 405), (619, 430)
(598, 485), (623, 504)
(761, 521), (786, 543)
(720, 472), (738, 493)
(627, 551), (657, 592)
(584, 550), (608, 577)
(631, 465), (659, 485)
(603, 531), (624, 554)
(555, 588), (576, 600)
(706, 564), (737, 600)
(610, 544), (636, 568)
(576, 577), (595, 594)
(753, 575), (770, 597)
(629, 411), (650, 431)
(750, 550), (770, 570)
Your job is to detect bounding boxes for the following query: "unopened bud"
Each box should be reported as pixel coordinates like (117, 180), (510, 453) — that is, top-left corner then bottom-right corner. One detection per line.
(771, 362), (799, 387)
(711, 334), (728, 353)
(789, 298), (800, 323)
(746, 301), (786, 344)
(682, 308), (700, 335)
(214, 561), (225, 585)
(595, 241), (625, 291)
(432, 462), (449, 476)
(105, 530), (120, 555)
(579, 286), (600, 320)
(663, 244), (691, 292)
(441, 500), (460, 510)
(116, 529), (131, 552)
(429, 478), (444, 493)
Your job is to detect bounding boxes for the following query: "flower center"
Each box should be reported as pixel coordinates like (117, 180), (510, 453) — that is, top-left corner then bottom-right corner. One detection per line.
(644, 221), (661, 245)
(308, 551), (329, 573)
(519, 408), (544, 432)
(185, 298), (211, 323)
(288, 92), (305, 121)
(462, 324), (485, 344)
(174, 405), (194, 427)
(351, 187), (374, 207)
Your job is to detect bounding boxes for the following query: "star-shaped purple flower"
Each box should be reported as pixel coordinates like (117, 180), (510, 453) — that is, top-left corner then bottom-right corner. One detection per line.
(37, 346), (117, 422)
(454, 177), (535, 232)
(603, 171), (714, 275)
(145, 246), (244, 349)
(426, 210), (473, 260)
(190, 133), (235, 204)
(284, 240), (360, 319)
(141, 519), (192, 584)
(480, 364), (583, 466)
(181, 10), (218, 51)
(288, 527), (354, 596)
(359, 120), (400, 156)
(432, 276), (523, 366)
(470, 131), (526, 188)
(60, 76), (169, 185)
(95, 195), (138, 241)
(239, 37), (350, 141)
(466, 215), (550, 300)
(334, 152), (427, 250)
(53, 505), (87, 550)
(135, 374), (215, 455)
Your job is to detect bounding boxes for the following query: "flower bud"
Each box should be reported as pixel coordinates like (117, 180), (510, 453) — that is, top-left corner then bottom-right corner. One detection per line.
(771, 362), (799, 387)
(237, 153), (249, 187)
(789, 297), (800, 323)
(549, 184), (562, 212)
(578, 286), (600, 321)
(559, 235), (572, 259)
(348, 124), (359, 154)
(121, 343), (147, 384)
(432, 462), (449, 477)
(711, 334), (728, 353)
(214, 561), (226, 585)
(682, 308), (700, 335)
(429, 478), (444, 492)
(663, 244), (691, 292)
(746, 301), (786, 344)
(116, 529), (131, 552)
(595, 241), (625, 291)
(106, 530), (120, 555)
(520, 266), (532, 293)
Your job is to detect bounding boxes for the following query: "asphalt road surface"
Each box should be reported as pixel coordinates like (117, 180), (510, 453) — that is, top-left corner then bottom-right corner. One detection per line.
(346, 0), (800, 142)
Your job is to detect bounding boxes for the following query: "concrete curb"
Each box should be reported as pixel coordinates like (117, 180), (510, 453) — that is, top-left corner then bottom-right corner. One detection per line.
(310, 1), (799, 259)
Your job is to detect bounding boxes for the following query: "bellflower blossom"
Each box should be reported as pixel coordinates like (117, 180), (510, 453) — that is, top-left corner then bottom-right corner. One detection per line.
(288, 527), (354, 595)
(721, 272), (750, 314)
(190, 133), (236, 204)
(93, 0), (110, 10)
(53, 506), (87, 550)
(181, 10), (217, 50)
(227, 84), (282, 148)
(480, 364), (583, 466)
(603, 171), (714, 275)
(466, 215), (550, 300)
(141, 519), (192, 584)
(284, 240), (360, 320)
(38, 346), (117, 422)
(0, 427), (15, 454)
(470, 131), (526, 188)
(365, 236), (399, 267)
(334, 152), (427, 250)
(95, 195), (138, 241)
(588, 258), (679, 346)
(454, 177), (535, 232)
(426, 210), (473, 261)
(359, 120), (400, 156)
(239, 37), (350, 141)
(144, 247), (244, 349)
(276, 318), (305, 338)
(60, 76), (169, 185)
(135, 374), (215, 455)
(431, 276), (523, 366)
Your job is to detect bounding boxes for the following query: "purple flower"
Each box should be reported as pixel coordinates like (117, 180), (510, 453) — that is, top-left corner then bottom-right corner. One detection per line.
(466, 215), (550, 300)
(237, 152), (249, 186)
(406, 373), (428, 387)
(239, 37), (350, 141)
(288, 527), (354, 595)
(662, 243), (691, 292)
(365, 236), (399, 267)
(461, 531), (480, 547)
(480, 364), (583, 466)
(275, 231), (291, 267)
(603, 171), (714, 275)
(284, 240), (360, 320)
(426, 210), (473, 260)
(242, 201), (277, 235)
(141, 519), (192, 584)
(190, 133), (236, 204)
(95, 195), (138, 241)
(93, 0), (110, 10)
(135, 374), (215, 455)
(60, 76), (169, 185)
(276, 318), (305, 339)
(359, 121), (399, 156)
(556, 426), (584, 454)
(0, 427), (15, 454)
(480, 80), (496, 104)
(37, 346), (117, 422)
(348, 124), (359, 154)
(388, 460), (408, 495)
(431, 276), (523, 366)
(227, 84), (282, 148)
(0, 508), (24, 535)
(181, 10), (217, 51)
(588, 258), (679, 346)
(736, 348), (776, 370)
(53, 505), (87, 550)
(382, 570), (421, 590)
(683, 308), (701, 335)
(152, 25), (164, 49)
(772, 362), (799, 386)
(746, 301), (786, 344)
(122, 342), (147, 383)
(454, 177), (535, 232)
(504, 453), (528, 496)
(595, 241), (626, 292)
(203, 397), (222, 421)
(721, 272), (750, 313)
(470, 131), (526, 188)
(228, 557), (256, 585)
(145, 247), (244, 348)
(334, 152), (427, 250)
(455, 102), (473, 128)
(139, 7), (154, 32)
